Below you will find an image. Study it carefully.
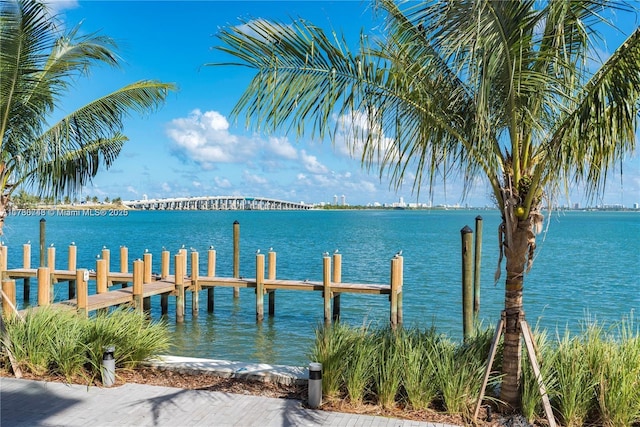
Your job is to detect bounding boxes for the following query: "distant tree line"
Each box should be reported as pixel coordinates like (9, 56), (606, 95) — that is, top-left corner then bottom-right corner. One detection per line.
(10, 191), (122, 209)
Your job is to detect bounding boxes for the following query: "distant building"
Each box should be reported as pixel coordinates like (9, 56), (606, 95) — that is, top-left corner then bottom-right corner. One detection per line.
(634, 203), (639, 209)
(333, 195), (338, 205)
(341, 195), (346, 206)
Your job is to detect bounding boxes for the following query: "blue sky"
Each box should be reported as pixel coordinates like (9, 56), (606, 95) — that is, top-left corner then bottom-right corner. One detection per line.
(50, 0), (639, 207)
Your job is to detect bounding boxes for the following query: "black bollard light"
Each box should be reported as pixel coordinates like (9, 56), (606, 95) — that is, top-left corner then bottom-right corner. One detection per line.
(308, 362), (322, 408)
(102, 345), (116, 387)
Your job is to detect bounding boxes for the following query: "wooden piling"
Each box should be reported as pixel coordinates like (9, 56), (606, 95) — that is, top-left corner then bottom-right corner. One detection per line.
(1, 279), (16, 319)
(191, 251), (199, 316)
(397, 255), (404, 325)
(323, 254), (331, 325)
(22, 243), (31, 301)
(256, 253), (264, 321)
(96, 259), (108, 294)
(207, 248), (216, 312)
(161, 250), (170, 278)
(0, 244), (7, 273)
(461, 225), (474, 341)
(68, 244), (77, 299)
(47, 246), (55, 271)
(101, 248), (110, 271)
(332, 252), (341, 322)
(37, 267), (50, 306)
(390, 257), (399, 328)
(143, 252), (152, 311)
(160, 250), (170, 314)
(133, 259), (144, 313)
(175, 253), (185, 323)
(39, 218), (45, 267)
(473, 216), (483, 320)
(120, 246), (129, 273)
(233, 220), (240, 298)
(267, 250), (276, 316)
(76, 269), (88, 317)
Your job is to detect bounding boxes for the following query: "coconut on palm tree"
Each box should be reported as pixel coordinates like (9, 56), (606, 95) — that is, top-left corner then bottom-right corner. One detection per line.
(0, 0), (175, 232)
(212, 0), (639, 409)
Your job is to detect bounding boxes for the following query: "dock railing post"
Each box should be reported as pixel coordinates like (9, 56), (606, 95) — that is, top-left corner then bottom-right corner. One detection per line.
(160, 249), (170, 315)
(233, 220), (240, 298)
(39, 218), (45, 267)
(101, 248), (110, 272)
(267, 250), (276, 316)
(37, 266), (50, 306)
(22, 243), (31, 301)
(133, 259), (144, 313)
(397, 255), (404, 326)
(46, 246), (55, 302)
(76, 269), (88, 317)
(207, 248), (216, 312)
(323, 254), (331, 325)
(68, 243), (77, 299)
(256, 252), (264, 322)
(175, 253), (185, 323)
(332, 252), (341, 322)
(191, 251), (199, 316)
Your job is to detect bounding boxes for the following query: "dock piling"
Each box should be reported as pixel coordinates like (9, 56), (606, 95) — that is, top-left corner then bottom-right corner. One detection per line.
(96, 259), (108, 294)
(332, 252), (341, 322)
(68, 243), (77, 299)
(207, 248), (216, 312)
(39, 218), (45, 267)
(22, 243), (31, 301)
(1, 279), (16, 319)
(390, 257), (400, 329)
(143, 252), (152, 311)
(473, 216), (483, 321)
(461, 225), (474, 341)
(256, 253), (264, 321)
(37, 267), (50, 306)
(191, 251), (199, 316)
(120, 246), (129, 273)
(133, 259), (144, 313)
(233, 221), (240, 298)
(175, 253), (185, 323)
(267, 250), (276, 316)
(323, 254), (331, 325)
(76, 269), (88, 317)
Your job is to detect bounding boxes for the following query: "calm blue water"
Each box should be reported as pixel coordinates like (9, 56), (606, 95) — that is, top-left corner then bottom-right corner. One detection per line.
(3, 209), (639, 366)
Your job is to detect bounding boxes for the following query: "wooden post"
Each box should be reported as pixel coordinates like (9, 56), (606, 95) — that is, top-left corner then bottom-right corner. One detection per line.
(207, 248), (216, 312)
(267, 250), (276, 316)
(22, 243), (31, 301)
(390, 257), (399, 329)
(397, 255), (404, 325)
(473, 215), (483, 321)
(161, 249), (170, 278)
(37, 267), (50, 306)
(191, 251), (199, 316)
(255, 253), (264, 322)
(101, 247), (110, 272)
(0, 244), (7, 273)
(461, 225), (474, 341)
(133, 259), (144, 313)
(47, 246), (55, 271)
(76, 269), (88, 317)
(143, 252), (152, 311)
(39, 218), (46, 267)
(160, 250), (170, 314)
(175, 253), (185, 323)
(1, 279), (16, 319)
(323, 254), (331, 325)
(332, 252), (341, 322)
(68, 243), (77, 299)
(233, 220), (240, 298)
(96, 259), (108, 294)
(120, 246), (129, 273)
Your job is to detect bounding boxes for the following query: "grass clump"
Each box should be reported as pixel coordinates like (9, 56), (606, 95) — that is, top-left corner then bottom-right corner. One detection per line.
(1, 305), (170, 382)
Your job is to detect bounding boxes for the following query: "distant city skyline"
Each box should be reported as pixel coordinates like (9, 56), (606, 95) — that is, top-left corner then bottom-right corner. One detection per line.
(49, 1), (639, 209)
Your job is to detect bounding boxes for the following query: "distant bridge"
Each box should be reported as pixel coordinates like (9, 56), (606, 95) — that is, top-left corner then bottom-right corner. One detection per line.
(122, 196), (313, 211)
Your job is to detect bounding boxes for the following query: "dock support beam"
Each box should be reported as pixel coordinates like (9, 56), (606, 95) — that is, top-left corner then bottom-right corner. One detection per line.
(68, 244), (77, 299)
(133, 259), (143, 313)
(37, 267), (50, 306)
(233, 221), (240, 298)
(160, 250), (170, 315)
(143, 253), (152, 311)
(76, 269), (88, 317)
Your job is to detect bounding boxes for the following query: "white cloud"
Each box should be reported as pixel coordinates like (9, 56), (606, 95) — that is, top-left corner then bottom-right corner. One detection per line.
(214, 176), (232, 189)
(126, 186), (138, 195)
(243, 171), (268, 185)
(161, 182), (171, 192)
(166, 109), (255, 168)
(300, 150), (328, 174)
(266, 136), (298, 160)
(192, 181), (201, 188)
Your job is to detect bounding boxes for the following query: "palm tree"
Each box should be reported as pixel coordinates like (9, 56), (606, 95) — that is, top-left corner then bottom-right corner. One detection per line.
(212, 0), (639, 409)
(0, 0), (175, 232)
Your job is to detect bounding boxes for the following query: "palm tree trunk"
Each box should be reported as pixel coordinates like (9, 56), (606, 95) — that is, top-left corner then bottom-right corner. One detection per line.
(500, 218), (530, 410)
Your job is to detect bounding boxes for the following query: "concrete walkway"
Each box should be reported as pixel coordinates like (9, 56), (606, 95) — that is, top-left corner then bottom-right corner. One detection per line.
(1, 355), (462, 427)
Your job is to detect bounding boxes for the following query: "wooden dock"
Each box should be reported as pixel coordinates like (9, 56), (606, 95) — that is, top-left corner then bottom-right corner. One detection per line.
(0, 243), (403, 326)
